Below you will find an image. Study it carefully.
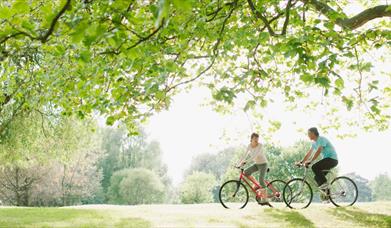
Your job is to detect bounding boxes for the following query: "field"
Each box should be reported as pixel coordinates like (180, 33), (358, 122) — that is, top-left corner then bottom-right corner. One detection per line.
(0, 202), (390, 227)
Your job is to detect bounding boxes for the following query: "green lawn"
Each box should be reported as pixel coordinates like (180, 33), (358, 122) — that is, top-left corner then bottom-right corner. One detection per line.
(0, 202), (390, 228)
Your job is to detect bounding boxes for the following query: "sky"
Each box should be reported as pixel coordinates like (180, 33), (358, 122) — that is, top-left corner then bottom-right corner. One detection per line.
(143, 86), (391, 186)
(142, 0), (391, 186)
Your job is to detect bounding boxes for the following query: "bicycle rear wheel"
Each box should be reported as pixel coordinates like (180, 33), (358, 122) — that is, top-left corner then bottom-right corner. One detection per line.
(283, 178), (313, 209)
(266, 180), (289, 203)
(329, 176), (358, 207)
(219, 180), (249, 209)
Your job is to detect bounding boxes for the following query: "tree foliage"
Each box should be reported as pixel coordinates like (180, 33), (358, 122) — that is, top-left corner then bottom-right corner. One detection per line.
(98, 126), (171, 199)
(370, 173), (391, 201)
(0, 0), (390, 135)
(107, 168), (165, 205)
(180, 171), (216, 204)
(0, 115), (103, 206)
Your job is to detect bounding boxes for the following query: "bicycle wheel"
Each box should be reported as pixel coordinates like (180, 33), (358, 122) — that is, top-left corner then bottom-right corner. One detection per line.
(219, 180), (249, 209)
(283, 178), (313, 209)
(266, 180), (289, 203)
(329, 176), (358, 207)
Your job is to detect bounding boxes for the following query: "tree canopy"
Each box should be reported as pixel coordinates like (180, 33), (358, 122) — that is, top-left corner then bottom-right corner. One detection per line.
(1, 0), (390, 134)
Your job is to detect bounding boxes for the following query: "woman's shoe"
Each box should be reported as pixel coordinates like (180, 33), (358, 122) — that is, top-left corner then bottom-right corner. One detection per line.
(259, 202), (273, 207)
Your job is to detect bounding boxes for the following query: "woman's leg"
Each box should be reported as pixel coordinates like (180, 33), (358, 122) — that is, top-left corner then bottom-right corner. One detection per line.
(257, 163), (269, 203)
(244, 164), (258, 176)
(257, 163), (268, 188)
(311, 158), (338, 186)
(244, 164), (263, 190)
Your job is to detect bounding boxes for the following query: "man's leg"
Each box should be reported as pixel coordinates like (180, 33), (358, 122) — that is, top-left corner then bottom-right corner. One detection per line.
(312, 158), (338, 186)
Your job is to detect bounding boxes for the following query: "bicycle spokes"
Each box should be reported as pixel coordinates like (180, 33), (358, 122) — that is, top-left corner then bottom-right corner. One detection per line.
(329, 176), (358, 207)
(219, 180), (249, 209)
(283, 178), (313, 209)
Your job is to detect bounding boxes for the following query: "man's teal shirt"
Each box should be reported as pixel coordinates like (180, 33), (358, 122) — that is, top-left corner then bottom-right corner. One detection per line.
(311, 136), (338, 160)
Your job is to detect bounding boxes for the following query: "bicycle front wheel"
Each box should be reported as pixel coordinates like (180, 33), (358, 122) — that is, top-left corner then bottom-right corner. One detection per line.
(329, 176), (358, 207)
(283, 178), (313, 209)
(219, 180), (249, 209)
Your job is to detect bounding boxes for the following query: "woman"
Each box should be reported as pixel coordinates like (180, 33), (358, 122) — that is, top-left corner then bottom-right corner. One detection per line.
(238, 133), (271, 207)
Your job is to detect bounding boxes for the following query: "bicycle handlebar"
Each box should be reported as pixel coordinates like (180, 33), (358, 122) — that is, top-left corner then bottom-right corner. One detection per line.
(295, 162), (311, 168)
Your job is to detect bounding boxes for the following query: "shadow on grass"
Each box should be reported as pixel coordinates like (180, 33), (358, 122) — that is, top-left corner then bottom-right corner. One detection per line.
(330, 207), (391, 228)
(264, 208), (315, 228)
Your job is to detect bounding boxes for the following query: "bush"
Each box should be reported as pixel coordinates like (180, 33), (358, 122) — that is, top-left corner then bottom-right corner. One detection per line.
(180, 171), (216, 204)
(107, 168), (165, 205)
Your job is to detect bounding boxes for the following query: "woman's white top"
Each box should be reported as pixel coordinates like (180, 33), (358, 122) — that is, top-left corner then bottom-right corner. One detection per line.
(244, 143), (267, 164)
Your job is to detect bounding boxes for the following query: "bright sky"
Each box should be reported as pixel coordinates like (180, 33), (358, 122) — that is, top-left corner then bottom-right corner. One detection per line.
(142, 0), (391, 186)
(144, 86), (391, 186)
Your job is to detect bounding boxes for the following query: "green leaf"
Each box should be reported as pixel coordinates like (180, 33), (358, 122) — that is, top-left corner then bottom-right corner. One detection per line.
(12, 0), (29, 13)
(0, 6), (12, 19)
(106, 116), (115, 126)
(80, 50), (91, 62)
(342, 96), (353, 111)
(300, 73), (313, 83)
(172, 0), (192, 12)
(335, 78), (344, 88)
(361, 62), (373, 72)
(244, 100), (255, 111)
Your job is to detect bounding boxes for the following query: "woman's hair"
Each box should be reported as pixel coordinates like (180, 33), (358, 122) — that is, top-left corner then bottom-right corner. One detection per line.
(250, 133), (259, 139)
(308, 127), (319, 137)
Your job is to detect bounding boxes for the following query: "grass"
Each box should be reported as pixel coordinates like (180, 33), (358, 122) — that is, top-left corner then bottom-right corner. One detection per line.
(265, 208), (316, 228)
(331, 207), (391, 228)
(0, 208), (150, 228)
(0, 202), (390, 227)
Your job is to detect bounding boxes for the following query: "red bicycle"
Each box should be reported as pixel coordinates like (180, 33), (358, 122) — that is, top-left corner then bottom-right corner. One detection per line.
(219, 164), (289, 209)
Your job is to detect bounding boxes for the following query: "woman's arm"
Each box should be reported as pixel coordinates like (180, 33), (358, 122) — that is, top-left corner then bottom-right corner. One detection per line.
(238, 148), (250, 166)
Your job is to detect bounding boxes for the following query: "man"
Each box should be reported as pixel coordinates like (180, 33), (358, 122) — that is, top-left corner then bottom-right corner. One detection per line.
(298, 127), (338, 201)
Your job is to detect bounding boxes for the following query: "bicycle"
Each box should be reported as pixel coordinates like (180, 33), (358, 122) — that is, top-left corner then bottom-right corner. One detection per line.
(219, 164), (289, 209)
(282, 163), (358, 209)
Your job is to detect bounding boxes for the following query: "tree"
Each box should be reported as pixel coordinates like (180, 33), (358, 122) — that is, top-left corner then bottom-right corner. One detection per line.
(107, 168), (165, 205)
(0, 0), (389, 136)
(180, 171), (216, 204)
(0, 114), (103, 206)
(371, 173), (391, 201)
(98, 126), (171, 201)
(346, 172), (372, 202)
(185, 147), (237, 181)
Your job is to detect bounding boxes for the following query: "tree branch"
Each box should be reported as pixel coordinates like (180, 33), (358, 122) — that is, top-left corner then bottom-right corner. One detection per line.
(166, 1), (238, 92)
(302, 0), (391, 30)
(41, 0), (72, 42)
(247, 0), (276, 36)
(100, 20), (164, 55)
(281, 0), (293, 35)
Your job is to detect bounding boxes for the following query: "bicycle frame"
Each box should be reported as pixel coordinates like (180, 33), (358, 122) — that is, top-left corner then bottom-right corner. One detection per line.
(237, 169), (279, 198)
(296, 165), (343, 197)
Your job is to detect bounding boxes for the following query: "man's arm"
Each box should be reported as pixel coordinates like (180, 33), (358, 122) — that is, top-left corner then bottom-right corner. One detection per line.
(301, 149), (313, 163)
(307, 147), (322, 164)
